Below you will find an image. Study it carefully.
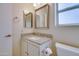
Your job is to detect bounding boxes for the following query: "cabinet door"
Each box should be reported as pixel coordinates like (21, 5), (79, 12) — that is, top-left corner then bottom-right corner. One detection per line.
(28, 41), (39, 56)
(21, 40), (28, 56)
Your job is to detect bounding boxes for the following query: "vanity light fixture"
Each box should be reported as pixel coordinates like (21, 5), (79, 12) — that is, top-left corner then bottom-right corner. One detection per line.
(33, 3), (41, 7)
(23, 10), (30, 15)
(33, 3), (37, 7)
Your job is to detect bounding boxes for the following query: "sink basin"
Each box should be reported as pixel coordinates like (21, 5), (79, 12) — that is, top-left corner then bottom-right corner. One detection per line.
(28, 36), (40, 40)
(27, 35), (41, 41)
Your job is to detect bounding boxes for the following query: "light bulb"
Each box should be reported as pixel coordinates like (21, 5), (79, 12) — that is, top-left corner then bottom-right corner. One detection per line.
(33, 3), (37, 7)
(24, 10), (29, 14)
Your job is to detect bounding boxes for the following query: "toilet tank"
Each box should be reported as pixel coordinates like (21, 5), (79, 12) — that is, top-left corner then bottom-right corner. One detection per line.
(56, 42), (79, 56)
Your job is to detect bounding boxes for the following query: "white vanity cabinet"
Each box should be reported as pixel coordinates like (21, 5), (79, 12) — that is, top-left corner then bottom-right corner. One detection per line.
(21, 40), (40, 56)
(21, 35), (52, 56)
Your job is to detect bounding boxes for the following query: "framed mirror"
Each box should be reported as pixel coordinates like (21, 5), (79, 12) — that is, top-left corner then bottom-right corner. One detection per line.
(35, 4), (49, 28)
(23, 12), (33, 28)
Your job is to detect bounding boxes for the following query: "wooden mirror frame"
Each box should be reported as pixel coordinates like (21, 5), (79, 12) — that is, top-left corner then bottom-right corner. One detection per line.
(23, 12), (33, 28)
(35, 4), (49, 29)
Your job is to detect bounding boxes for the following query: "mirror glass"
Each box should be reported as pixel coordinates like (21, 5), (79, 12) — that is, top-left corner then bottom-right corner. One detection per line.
(23, 12), (32, 28)
(35, 4), (49, 28)
(56, 3), (79, 26)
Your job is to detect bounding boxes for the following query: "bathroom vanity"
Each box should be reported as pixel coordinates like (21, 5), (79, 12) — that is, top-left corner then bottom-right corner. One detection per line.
(21, 34), (52, 56)
(21, 4), (52, 56)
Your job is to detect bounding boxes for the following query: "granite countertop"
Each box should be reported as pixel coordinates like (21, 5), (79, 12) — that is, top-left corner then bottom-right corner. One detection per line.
(22, 34), (52, 45)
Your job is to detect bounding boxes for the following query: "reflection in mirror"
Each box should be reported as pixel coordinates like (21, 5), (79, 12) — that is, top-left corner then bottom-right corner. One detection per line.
(35, 4), (49, 28)
(23, 12), (33, 28)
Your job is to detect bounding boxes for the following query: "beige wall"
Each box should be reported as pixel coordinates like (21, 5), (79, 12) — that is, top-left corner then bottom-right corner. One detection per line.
(12, 3), (34, 55)
(13, 3), (79, 56)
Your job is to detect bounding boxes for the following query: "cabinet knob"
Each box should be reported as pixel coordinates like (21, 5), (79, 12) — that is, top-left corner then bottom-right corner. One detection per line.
(25, 52), (27, 53)
(25, 52), (29, 55)
(27, 53), (29, 55)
